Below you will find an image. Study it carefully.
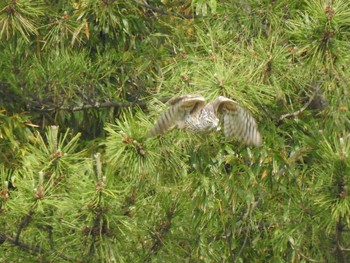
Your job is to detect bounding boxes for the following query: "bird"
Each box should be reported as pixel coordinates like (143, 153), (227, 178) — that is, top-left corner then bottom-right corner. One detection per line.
(147, 94), (262, 146)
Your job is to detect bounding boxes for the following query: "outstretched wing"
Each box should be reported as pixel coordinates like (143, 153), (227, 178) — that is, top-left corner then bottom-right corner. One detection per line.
(208, 96), (262, 146)
(147, 94), (206, 137)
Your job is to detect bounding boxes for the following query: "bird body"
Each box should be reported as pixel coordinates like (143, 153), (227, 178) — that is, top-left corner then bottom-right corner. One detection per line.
(148, 94), (262, 146)
(180, 106), (220, 132)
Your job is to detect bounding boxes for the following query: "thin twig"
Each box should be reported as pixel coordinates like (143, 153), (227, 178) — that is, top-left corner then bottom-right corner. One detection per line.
(234, 198), (261, 262)
(148, 204), (176, 257)
(235, 225), (250, 262)
(278, 82), (323, 122)
(278, 93), (317, 122)
(339, 246), (350, 252)
(299, 251), (321, 262)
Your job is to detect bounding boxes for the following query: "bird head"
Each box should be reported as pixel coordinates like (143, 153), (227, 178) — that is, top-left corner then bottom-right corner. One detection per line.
(209, 117), (221, 132)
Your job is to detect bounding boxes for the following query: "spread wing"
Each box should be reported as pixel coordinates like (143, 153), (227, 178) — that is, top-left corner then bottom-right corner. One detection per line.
(147, 94), (206, 137)
(208, 96), (262, 146)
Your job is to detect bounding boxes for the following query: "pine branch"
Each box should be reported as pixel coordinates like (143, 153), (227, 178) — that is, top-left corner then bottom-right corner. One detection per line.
(131, 0), (201, 19)
(234, 198), (261, 262)
(121, 189), (137, 217)
(148, 204), (176, 257)
(1, 233), (74, 261)
(0, 233), (6, 244)
(29, 97), (171, 112)
(336, 219), (347, 263)
(15, 210), (35, 242)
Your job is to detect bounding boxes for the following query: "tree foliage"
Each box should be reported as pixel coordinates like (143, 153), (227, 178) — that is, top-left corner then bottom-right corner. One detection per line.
(1, 0), (350, 262)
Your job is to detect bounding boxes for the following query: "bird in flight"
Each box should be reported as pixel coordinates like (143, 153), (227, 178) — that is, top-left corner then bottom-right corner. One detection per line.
(147, 94), (262, 146)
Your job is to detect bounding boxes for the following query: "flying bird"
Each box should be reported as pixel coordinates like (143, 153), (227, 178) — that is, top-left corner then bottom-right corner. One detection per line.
(147, 94), (262, 146)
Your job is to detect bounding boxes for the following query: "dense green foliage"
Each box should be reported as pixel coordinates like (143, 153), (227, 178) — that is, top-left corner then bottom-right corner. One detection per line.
(1, 0), (350, 262)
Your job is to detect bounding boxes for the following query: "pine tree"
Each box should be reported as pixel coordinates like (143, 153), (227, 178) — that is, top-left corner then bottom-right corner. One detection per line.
(1, 0), (350, 262)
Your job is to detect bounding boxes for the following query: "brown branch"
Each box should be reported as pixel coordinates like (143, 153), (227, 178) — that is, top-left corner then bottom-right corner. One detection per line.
(30, 97), (171, 113)
(16, 210), (35, 242)
(336, 219), (347, 263)
(6, 234), (43, 255)
(131, 0), (201, 19)
(0, 233), (6, 244)
(32, 101), (144, 112)
(2, 233), (73, 261)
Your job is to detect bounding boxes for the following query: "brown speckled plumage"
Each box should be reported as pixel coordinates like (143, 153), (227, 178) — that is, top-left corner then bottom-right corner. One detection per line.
(147, 94), (262, 146)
